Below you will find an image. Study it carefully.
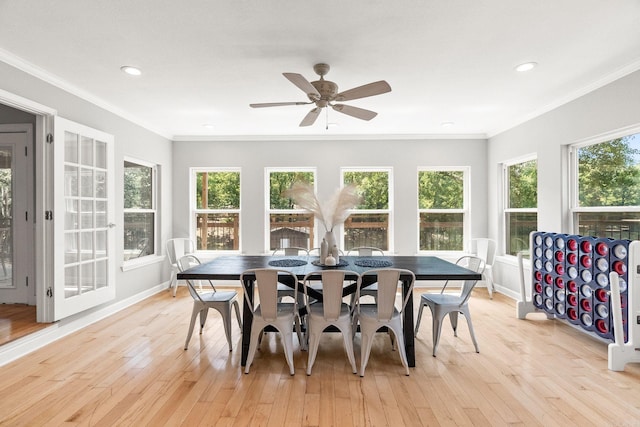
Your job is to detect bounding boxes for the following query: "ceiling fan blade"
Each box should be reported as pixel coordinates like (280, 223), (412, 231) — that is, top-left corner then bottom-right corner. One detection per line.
(332, 104), (378, 121)
(335, 80), (391, 102)
(299, 107), (322, 127)
(250, 101), (310, 108)
(283, 73), (321, 100)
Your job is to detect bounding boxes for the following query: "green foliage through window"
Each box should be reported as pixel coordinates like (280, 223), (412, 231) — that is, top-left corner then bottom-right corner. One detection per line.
(195, 171), (240, 209)
(418, 171), (463, 209)
(343, 171), (389, 209)
(270, 171), (314, 209)
(508, 160), (537, 209)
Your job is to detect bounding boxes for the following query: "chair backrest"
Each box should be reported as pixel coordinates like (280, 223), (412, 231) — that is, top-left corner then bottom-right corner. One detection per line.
(360, 269), (415, 321)
(177, 254), (207, 301)
(241, 269), (298, 322)
(272, 247), (309, 256)
(167, 238), (195, 265)
(447, 255), (485, 305)
(473, 238), (496, 266)
(303, 270), (360, 321)
(347, 246), (384, 256)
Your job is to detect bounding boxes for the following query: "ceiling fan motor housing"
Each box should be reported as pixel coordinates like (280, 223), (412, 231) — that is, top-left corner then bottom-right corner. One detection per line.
(310, 79), (338, 107)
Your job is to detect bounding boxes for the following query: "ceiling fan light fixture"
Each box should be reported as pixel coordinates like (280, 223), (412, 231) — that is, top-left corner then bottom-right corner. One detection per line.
(120, 65), (142, 76)
(515, 62), (537, 72)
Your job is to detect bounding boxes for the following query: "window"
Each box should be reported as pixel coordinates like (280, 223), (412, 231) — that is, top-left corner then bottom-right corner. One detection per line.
(123, 159), (156, 261)
(342, 168), (392, 251)
(193, 169), (241, 251)
(503, 158), (537, 255)
(266, 169), (315, 251)
(418, 168), (468, 251)
(571, 131), (640, 240)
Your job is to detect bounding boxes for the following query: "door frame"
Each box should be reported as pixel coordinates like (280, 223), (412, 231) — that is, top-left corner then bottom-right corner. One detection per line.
(0, 89), (56, 322)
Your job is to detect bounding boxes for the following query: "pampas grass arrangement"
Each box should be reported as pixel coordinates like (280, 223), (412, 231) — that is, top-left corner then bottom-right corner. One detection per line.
(283, 181), (362, 232)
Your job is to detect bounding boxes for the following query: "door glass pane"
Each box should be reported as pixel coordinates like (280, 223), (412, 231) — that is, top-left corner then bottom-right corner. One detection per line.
(65, 233), (78, 264)
(95, 230), (107, 258)
(95, 259), (107, 288)
(80, 263), (94, 293)
(80, 168), (93, 197)
(64, 131), (78, 163)
(65, 265), (79, 297)
(81, 200), (93, 229)
(80, 136), (93, 166)
(65, 199), (78, 230)
(65, 165), (78, 197)
(95, 170), (106, 198)
(95, 201), (107, 228)
(0, 148), (12, 287)
(95, 140), (107, 169)
(80, 231), (93, 261)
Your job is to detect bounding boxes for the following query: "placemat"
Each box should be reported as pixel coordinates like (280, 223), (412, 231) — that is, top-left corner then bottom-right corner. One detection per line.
(354, 259), (393, 268)
(268, 259), (308, 267)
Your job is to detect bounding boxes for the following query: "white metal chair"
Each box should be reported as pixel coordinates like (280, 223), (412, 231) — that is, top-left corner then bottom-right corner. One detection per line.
(302, 270), (359, 375)
(415, 255), (485, 356)
(178, 255), (242, 352)
(354, 268), (415, 377)
(166, 238), (195, 297)
(241, 268), (304, 375)
(472, 238), (496, 299)
(272, 247), (309, 303)
(347, 246), (385, 302)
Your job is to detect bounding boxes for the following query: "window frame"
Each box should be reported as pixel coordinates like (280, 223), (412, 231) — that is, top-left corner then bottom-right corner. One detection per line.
(340, 167), (393, 252)
(190, 167), (242, 253)
(568, 125), (640, 236)
(264, 167), (317, 253)
(417, 166), (470, 254)
(122, 157), (159, 269)
(502, 155), (538, 257)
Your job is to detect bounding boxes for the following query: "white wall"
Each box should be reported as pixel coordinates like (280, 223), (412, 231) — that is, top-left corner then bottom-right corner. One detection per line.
(0, 61), (174, 303)
(488, 69), (640, 298)
(172, 137), (487, 256)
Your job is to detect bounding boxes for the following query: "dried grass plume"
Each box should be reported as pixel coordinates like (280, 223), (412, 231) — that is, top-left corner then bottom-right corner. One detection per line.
(283, 181), (362, 232)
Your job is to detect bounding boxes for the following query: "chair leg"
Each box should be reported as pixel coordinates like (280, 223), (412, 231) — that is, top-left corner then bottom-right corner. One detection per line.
(184, 305), (200, 350)
(449, 311), (459, 337)
(306, 327), (320, 375)
(432, 310), (445, 357)
(280, 327), (296, 376)
(390, 325), (409, 375)
(485, 270), (494, 299)
(245, 322), (263, 374)
(339, 323), (357, 374)
(462, 307), (480, 353)
(220, 307), (233, 352)
(199, 308), (210, 333)
(359, 330), (375, 377)
(169, 269), (177, 296)
(415, 301), (426, 334)
(233, 300), (243, 329)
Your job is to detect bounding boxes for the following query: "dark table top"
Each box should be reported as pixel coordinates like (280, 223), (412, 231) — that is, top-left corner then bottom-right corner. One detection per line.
(177, 255), (482, 281)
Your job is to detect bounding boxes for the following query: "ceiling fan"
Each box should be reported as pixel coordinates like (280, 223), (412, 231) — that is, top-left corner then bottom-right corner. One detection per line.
(249, 63), (391, 127)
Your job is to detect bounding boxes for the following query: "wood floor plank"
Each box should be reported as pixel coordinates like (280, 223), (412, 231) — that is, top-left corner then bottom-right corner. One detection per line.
(1, 289), (640, 426)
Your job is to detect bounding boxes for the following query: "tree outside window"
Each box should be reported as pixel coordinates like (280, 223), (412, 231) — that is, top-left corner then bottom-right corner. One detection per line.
(194, 169), (240, 251)
(504, 159), (537, 256)
(574, 132), (640, 240)
(418, 169), (466, 251)
(342, 169), (391, 251)
(123, 160), (155, 261)
(267, 170), (315, 251)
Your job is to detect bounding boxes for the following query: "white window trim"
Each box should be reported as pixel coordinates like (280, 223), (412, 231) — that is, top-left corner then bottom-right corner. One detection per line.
(122, 157), (159, 269)
(341, 167), (394, 253)
(264, 167), (317, 253)
(417, 166), (470, 254)
(501, 154), (537, 258)
(189, 167), (242, 253)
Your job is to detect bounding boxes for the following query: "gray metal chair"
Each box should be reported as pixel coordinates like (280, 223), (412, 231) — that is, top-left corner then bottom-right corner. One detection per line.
(178, 255), (242, 352)
(415, 255), (485, 356)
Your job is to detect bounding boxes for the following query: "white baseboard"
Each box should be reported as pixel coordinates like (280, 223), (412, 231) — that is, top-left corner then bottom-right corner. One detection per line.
(0, 281), (170, 367)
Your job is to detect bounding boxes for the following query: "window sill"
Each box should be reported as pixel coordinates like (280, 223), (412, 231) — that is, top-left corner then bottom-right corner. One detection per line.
(121, 255), (166, 272)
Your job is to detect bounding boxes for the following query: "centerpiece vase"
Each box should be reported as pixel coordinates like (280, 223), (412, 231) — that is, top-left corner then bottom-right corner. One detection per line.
(324, 230), (337, 253)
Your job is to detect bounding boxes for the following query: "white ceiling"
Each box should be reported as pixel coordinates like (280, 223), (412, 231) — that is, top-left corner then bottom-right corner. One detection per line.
(1, 0), (639, 140)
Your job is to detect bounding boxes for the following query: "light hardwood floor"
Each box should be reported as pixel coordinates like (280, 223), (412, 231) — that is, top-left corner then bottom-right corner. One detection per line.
(1, 288), (639, 426)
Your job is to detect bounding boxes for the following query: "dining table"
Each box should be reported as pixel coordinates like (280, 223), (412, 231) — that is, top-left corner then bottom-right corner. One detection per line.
(177, 254), (482, 367)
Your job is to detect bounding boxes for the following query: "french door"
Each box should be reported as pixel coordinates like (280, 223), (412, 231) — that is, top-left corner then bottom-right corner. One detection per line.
(52, 117), (115, 320)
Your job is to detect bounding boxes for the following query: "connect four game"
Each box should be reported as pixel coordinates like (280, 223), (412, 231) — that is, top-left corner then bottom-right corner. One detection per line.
(518, 231), (640, 371)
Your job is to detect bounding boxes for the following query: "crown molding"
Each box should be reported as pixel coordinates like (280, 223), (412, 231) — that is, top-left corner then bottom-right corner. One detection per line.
(172, 133), (488, 142)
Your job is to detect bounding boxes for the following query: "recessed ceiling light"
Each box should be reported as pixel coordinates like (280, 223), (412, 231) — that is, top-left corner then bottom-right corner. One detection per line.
(202, 124), (215, 129)
(515, 62), (537, 72)
(441, 122), (454, 128)
(120, 65), (142, 76)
